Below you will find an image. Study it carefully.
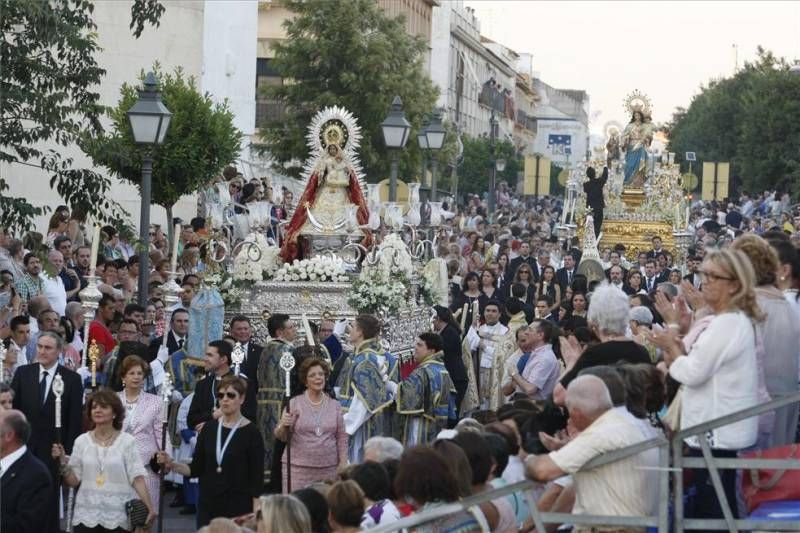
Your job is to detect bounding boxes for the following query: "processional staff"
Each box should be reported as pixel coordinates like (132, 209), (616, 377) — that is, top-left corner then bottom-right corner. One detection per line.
(232, 342), (245, 376)
(157, 374), (173, 533)
(279, 347), (296, 493)
(53, 374), (76, 533)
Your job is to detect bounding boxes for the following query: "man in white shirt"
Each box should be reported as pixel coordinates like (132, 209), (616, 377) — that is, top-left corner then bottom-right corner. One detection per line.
(525, 375), (658, 530)
(40, 250), (67, 316)
(464, 301), (508, 408)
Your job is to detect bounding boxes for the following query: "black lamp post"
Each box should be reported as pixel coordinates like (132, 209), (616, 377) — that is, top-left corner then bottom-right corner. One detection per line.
(381, 96), (411, 202)
(127, 72), (172, 305)
(425, 109), (446, 201)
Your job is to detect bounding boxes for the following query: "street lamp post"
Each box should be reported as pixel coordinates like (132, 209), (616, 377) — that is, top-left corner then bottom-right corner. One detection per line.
(425, 109), (446, 201)
(381, 96), (411, 202)
(417, 118), (429, 199)
(127, 72), (172, 306)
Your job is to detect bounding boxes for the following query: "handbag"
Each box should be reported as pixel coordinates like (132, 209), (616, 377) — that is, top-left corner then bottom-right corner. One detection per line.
(126, 498), (149, 528)
(741, 444), (800, 512)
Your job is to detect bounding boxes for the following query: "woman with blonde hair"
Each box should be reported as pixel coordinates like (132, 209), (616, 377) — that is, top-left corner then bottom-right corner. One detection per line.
(650, 248), (763, 523)
(256, 494), (311, 533)
(731, 233), (800, 447)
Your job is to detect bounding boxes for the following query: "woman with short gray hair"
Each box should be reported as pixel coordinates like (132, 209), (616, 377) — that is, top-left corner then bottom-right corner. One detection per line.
(554, 283), (651, 406)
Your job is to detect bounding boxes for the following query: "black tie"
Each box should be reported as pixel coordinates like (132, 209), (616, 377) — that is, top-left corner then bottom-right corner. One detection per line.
(567, 271), (572, 284)
(40, 371), (49, 405)
(177, 338), (184, 351)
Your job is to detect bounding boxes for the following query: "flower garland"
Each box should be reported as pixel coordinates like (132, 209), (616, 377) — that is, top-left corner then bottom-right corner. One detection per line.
(348, 270), (408, 315)
(273, 255), (349, 283)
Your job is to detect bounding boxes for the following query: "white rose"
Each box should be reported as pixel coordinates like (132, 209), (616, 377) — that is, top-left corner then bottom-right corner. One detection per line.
(300, 272), (308, 280)
(291, 274), (299, 281)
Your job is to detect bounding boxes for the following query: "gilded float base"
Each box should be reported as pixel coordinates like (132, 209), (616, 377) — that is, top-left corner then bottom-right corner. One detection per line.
(621, 188), (645, 208)
(599, 219), (675, 258)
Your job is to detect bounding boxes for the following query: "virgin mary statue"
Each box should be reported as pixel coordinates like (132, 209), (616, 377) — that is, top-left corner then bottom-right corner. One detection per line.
(280, 107), (372, 261)
(621, 110), (653, 187)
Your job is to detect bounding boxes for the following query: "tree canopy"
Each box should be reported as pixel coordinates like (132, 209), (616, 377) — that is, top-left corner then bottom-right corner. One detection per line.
(0, 0), (165, 233)
(258, 0), (439, 182)
(82, 65), (243, 228)
(457, 136), (521, 197)
(666, 48), (800, 196)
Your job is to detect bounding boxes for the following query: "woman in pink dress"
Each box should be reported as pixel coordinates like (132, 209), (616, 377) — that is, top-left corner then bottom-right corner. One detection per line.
(117, 355), (168, 510)
(274, 357), (348, 492)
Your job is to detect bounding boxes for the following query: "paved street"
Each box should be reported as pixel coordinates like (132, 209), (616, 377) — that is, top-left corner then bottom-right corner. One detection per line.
(162, 487), (197, 533)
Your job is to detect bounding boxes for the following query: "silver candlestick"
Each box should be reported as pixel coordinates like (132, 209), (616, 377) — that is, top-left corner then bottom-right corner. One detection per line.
(79, 275), (103, 369)
(160, 271), (184, 348)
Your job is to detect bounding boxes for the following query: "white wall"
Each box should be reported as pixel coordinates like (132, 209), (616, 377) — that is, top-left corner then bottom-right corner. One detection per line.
(201, 0), (258, 163)
(2, 1), (205, 233)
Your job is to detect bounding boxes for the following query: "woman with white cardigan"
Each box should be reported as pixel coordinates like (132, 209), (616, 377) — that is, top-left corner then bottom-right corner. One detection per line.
(650, 248), (763, 524)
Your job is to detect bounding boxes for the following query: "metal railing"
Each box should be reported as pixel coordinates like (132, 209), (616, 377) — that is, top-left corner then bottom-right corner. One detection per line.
(370, 391), (800, 532)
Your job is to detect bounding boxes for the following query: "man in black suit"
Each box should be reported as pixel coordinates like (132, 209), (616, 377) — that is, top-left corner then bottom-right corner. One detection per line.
(604, 250), (628, 281)
(229, 315), (263, 383)
(10, 331), (82, 531)
(583, 165), (608, 238)
(555, 251), (578, 293)
(646, 236), (665, 259)
(0, 410), (53, 532)
(683, 255), (702, 289)
(187, 340), (256, 432)
(507, 242), (537, 281)
(432, 306), (468, 426)
(148, 308), (190, 362)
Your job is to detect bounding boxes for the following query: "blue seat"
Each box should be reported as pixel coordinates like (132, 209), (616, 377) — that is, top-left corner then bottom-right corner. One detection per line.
(749, 500), (800, 521)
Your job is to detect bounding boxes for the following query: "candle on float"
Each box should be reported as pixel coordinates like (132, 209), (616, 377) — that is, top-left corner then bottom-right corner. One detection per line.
(674, 204), (681, 230)
(685, 205), (690, 230)
(472, 300), (479, 324)
(170, 223), (181, 274)
(89, 224), (100, 275)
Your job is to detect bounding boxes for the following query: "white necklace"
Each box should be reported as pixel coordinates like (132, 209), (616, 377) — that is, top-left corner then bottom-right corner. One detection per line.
(305, 392), (326, 436)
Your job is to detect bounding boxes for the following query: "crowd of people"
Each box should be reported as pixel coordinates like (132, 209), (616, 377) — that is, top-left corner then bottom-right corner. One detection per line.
(1, 171), (799, 533)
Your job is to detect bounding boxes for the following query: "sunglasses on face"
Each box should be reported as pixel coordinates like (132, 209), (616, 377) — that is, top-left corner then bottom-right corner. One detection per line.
(217, 391), (239, 400)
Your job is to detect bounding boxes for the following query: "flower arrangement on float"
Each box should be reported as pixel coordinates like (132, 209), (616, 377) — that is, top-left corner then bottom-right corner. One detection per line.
(231, 233), (282, 281)
(348, 270), (408, 315)
(420, 257), (449, 307)
(273, 255), (349, 283)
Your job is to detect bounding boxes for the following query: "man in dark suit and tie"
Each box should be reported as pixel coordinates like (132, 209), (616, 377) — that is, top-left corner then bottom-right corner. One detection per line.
(555, 251), (578, 293)
(148, 308), (190, 361)
(1, 409), (54, 532)
(187, 340), (256, 432)
(10, 331), (83, 531)
(643, 259), (660, 293)
(506, 242), (537, 281)
(229, 315), (263, 383)
(583, 165), (608, 238)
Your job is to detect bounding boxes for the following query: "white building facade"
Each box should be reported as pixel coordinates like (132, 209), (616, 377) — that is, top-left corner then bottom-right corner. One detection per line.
(430, 2), (515, 140)
(3, 0), (258, 232)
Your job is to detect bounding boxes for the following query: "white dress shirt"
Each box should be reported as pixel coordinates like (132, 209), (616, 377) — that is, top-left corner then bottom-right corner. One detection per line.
(39, 362), (58, 401)
(0, 445), (28, 477)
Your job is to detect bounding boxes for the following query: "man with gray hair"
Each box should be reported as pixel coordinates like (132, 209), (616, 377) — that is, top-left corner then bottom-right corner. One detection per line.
(0, 409), (54, 531)
(65, 301), (86, 353)
(10, 331), (83, 531)
(554, 283), (651, 406)
(363, 436), (404, 463)
(525, 375), (658, 528)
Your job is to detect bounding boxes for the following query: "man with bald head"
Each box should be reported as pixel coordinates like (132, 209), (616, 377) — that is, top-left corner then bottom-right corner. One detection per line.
(525, 375), (658, 527)
(0, 409), (53, 531)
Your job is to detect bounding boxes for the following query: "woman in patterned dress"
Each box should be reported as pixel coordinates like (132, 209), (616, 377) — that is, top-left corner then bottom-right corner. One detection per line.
(274, 357), (348, 492)
(117, 355), (168, 511)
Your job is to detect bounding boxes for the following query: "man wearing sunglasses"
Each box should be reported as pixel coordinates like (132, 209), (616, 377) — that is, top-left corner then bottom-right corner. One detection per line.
(187, 340), (256, 434)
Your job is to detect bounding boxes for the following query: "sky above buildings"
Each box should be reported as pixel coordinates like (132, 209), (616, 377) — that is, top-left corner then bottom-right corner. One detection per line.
(466, 0), (800, 132)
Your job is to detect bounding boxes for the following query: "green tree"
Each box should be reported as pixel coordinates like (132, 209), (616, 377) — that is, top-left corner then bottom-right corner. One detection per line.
(258, 0), (438, 182)
(457, 136), (520, 197)
(667, 48), (800, 196)
(0, 0), (164, 233)
(82, 66), (243, 237)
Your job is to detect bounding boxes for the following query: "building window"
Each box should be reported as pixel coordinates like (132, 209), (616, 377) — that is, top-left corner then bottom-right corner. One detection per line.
(256, 58), (285, 126)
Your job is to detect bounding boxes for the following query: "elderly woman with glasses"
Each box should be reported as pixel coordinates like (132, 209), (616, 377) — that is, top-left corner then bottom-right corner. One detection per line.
(158, 375), (264, 527)
(649, 248), (762, 523)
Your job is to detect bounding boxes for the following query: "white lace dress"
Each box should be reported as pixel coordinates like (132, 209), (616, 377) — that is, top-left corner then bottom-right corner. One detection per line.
(69, 431), (147, 530)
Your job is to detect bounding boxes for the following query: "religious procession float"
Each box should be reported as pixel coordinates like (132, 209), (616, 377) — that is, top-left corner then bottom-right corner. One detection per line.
(558, 90), (693, 275)
(178, 106), (449, 373)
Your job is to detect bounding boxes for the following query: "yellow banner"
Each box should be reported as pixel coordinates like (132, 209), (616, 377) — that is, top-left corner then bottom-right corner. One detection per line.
(524, 156), (550, 196)
(701, 162), (729, 201)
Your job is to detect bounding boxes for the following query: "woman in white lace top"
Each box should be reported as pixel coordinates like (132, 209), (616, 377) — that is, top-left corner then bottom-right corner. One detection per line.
(53, 389), (155, 532)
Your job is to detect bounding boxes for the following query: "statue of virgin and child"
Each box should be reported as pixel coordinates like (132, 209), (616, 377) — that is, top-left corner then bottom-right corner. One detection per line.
(280, 107), (373, 262)
(619, 92), (655, 188)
